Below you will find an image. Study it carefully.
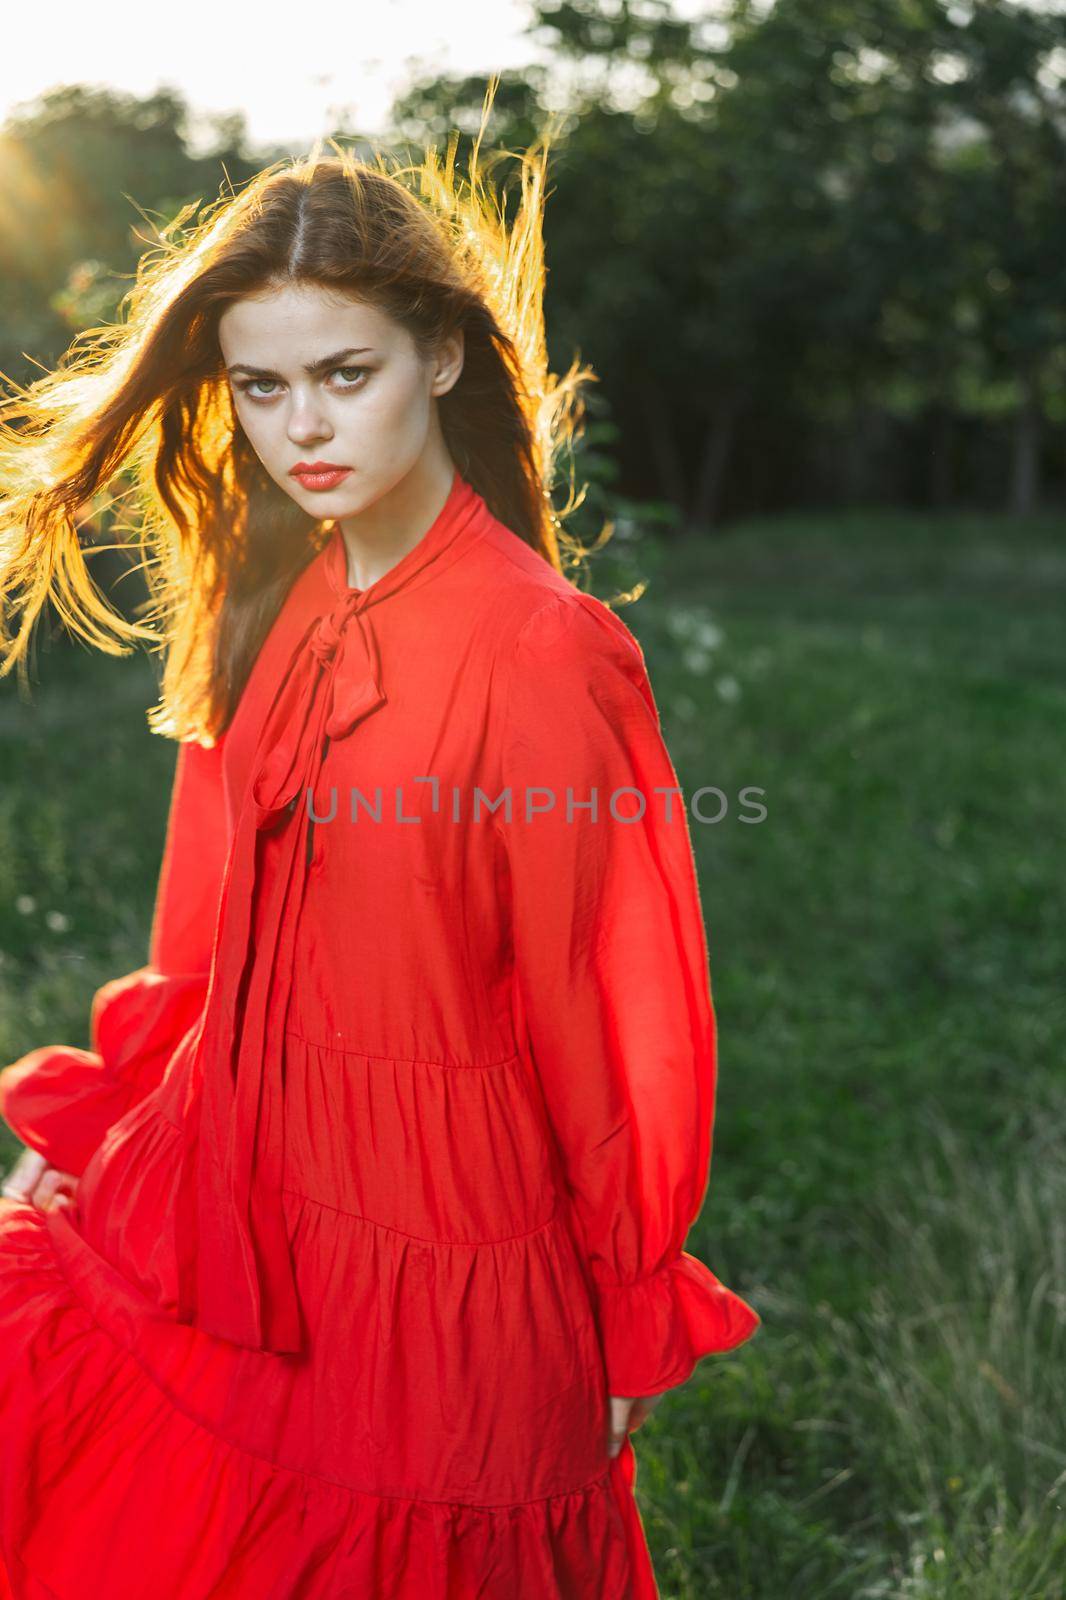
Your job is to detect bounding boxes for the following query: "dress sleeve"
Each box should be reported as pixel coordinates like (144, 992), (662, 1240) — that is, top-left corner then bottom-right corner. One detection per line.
(0, 738), (229, 1177)
(497, 592), (761, 1398)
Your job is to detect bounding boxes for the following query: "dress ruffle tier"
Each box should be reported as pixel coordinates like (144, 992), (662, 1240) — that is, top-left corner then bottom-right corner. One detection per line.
(1, 1019), (661, 1596)
(0, 1198), (655, 1600)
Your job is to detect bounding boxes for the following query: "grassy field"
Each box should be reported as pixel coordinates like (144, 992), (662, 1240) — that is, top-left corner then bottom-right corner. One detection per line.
(1, 509), (1064, 1597)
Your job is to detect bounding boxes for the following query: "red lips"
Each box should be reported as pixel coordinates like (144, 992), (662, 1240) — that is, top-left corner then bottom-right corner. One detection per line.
(289, 462), (352, 492)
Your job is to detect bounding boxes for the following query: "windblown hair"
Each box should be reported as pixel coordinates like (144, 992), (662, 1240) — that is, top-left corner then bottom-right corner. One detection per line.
(0, 82), (599, 744)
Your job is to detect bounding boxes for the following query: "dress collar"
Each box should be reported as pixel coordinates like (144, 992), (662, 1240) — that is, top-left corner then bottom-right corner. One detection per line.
(320, 466), (483, 610)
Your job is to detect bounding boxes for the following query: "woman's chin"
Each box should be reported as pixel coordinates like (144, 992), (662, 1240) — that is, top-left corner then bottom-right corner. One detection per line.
(282, 480), (363, 517)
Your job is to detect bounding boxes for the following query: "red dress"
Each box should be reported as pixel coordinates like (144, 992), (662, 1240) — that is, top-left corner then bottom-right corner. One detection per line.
(0, 469), (760, 1599)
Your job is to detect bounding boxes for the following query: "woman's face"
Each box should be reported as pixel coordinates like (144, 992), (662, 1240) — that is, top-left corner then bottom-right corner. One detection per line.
(217, 280), (462, 520)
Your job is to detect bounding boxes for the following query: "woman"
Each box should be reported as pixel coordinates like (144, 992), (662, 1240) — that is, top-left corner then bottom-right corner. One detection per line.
(0, 104), (760, 1598)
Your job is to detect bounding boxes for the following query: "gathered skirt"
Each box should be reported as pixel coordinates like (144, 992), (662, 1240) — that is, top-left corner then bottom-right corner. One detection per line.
(0, 1026), (660, 1599)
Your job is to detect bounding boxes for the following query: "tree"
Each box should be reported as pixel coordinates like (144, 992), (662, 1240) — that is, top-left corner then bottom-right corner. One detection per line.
(0, 85), (260, 383)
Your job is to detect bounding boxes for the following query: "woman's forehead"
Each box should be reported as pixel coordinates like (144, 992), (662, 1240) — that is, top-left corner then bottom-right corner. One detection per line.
(218, 285), (395, 355)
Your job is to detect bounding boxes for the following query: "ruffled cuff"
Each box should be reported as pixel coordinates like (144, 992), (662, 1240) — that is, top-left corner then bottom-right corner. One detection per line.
(0, 964), (208, 1178)
(591, 1250), (761, 1398)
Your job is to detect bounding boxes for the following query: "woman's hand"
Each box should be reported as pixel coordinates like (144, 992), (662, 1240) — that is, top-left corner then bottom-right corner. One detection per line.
(1, 1147), (79, 1212)
(607, 1392), (666, 1458)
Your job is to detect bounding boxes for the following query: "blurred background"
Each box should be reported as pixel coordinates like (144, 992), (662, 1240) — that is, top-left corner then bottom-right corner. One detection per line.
(1, 2), (1063, 1595)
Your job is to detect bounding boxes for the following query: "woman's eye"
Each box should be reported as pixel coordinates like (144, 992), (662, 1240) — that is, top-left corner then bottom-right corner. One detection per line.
(332, 366), (369, 387)
(238, 379), (280, 399)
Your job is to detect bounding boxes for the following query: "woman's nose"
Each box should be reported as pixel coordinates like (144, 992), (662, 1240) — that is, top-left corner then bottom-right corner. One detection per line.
(287, 395), (333, 445)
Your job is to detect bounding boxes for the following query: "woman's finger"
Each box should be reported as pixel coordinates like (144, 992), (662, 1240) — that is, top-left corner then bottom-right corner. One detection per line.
(1, 1148), (49, 1202)
(607, 1396), (634, 1459)
(30, 1166), (63, 1209)
(608, 1390), (667, 1454)
(32, 1167), (79, 1212)
(628, 1392), (666, 1431)
(46, 1170), (79, 1211)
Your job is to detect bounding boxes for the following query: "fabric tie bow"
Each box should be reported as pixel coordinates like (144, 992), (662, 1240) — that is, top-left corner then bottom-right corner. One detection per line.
(172, 582), (388, 1353)
(171, 470), (482, 1354)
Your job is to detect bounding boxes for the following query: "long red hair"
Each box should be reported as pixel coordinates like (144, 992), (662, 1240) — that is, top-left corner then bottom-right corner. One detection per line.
(0, 84), (601, 744)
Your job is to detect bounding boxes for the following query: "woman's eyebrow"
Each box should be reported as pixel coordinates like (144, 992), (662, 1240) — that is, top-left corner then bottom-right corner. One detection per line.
(226, 346), (376, 379)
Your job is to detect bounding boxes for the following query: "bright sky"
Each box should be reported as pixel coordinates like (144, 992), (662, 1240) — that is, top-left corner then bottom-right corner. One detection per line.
(1, 0), (717, 151)
(1, 0), (544, 149)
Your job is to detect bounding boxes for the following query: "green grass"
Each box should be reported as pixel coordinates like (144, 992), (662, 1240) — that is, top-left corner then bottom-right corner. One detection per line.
(0, 636), (178, 1054)
(613, 507), (1066, 1597)
(2, 509), (1064, 1597)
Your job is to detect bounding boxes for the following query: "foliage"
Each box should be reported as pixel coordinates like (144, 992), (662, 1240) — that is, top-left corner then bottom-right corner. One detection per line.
(4, 5), (1066, 521)
(390, 0), (1066, 522)
(0, 85), (261, 380)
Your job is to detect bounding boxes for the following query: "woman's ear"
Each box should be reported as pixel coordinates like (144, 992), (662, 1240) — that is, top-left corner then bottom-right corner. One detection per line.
(430, 329), (464, 398)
